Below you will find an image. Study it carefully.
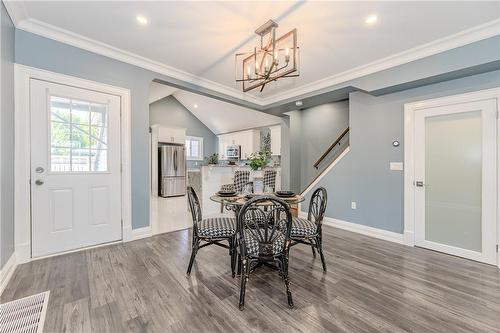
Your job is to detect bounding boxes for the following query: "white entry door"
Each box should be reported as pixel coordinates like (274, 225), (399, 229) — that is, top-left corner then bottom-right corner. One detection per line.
(30, 79), (122, 257)
(414, 99), (497, 264)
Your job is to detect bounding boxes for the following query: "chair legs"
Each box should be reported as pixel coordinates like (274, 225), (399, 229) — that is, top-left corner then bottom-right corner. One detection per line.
(315, 234), (327, 272)
(230, 237), (236, 278)
(239, 258), (249, 311)
(277, 257), (293, 309)
(310, 243), (316, 257)
(187, 236), (199, 275)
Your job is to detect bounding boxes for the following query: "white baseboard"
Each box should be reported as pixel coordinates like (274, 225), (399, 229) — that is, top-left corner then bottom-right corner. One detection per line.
(130, 226), (153, 241)
(1, 253), (18, 295)
(403, 230), (415, 246)
(304, 213), (405, 245)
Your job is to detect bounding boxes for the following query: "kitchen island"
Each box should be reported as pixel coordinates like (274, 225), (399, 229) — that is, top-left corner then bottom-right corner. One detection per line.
(201, 165), (281, 217)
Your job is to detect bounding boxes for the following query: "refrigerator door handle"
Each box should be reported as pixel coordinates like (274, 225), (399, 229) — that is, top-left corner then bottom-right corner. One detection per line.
(174, 149), (177, 172)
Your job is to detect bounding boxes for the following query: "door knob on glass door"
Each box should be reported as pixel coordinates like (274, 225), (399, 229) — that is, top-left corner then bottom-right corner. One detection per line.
(35, 179), (44, 186)
(415, 181), (424, 187)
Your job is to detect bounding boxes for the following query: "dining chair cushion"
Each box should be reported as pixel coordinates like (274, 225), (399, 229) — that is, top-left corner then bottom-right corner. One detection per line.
(291, 217), (317, 237)
(243, 229), (286, 257)
(197, 217), (236, 238)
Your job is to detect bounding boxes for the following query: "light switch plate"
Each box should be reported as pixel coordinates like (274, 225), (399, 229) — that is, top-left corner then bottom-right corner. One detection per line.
(390, 162), (404, 171)
(351, 201), (357, 209)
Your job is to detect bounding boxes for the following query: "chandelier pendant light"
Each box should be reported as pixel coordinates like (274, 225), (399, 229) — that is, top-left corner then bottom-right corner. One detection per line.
(235, 20), (299, 92)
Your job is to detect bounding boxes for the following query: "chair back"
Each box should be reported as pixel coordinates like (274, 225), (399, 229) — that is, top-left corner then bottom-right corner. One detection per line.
(234, 170), (250, 192)
(307, 187), (328, 228)
(237, 196), (292, 259)
(263, 170), (277, 191)
(187, 186), (202, 225)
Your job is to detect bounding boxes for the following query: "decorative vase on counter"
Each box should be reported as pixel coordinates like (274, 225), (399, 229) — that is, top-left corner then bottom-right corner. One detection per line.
(252, 170), (264, 178)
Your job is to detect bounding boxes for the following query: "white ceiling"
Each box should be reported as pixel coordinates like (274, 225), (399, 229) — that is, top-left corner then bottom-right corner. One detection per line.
(149, 82), (177, 104)
(6, 1), (500, 102)
(172, 90), (281, 135)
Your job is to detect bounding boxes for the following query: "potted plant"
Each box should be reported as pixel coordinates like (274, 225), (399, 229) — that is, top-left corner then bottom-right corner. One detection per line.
(206, 153), (218, 166)
(248, 149), (271, 171)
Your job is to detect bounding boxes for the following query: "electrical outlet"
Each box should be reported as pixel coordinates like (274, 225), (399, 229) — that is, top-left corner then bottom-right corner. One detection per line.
(351, 201), (357, 209)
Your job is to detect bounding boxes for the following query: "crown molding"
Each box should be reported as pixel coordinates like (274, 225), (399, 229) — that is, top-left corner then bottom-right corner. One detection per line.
(2, 0), (29, 26)
(12, 16), (264, 106)
(5, 0), (500, 108)
(260, 18), (500, 105)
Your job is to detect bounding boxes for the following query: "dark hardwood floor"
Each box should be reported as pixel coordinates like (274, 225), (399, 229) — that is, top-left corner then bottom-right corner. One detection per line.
(2, 226), (499, 333)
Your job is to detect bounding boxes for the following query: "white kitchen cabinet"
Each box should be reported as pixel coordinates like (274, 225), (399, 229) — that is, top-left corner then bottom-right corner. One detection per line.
(240, 130), (260, 159)
(269, 125), (281, 156)
(218, 134), (228, 160)
(156, 125), (186, 144)
(217, 130), (260, 160)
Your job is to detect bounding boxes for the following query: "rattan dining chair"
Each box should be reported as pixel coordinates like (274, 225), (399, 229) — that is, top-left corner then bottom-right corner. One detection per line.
(236, 196), (294, 310)
(187, 187), (237, 276)
(290, 187), (328, 271)
(263, 170), (277, 191)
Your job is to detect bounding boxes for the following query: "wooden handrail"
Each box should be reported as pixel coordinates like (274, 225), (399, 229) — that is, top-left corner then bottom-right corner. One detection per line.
(313, 127), (349, 169)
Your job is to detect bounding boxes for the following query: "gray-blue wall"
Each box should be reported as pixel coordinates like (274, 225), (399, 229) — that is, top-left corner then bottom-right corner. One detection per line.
(1, 3), (15, 268)
(13, 28), (500, 232)
(149, 95), (217, 167)
(305, 70), (500, 233)
(286, 101), (349, 192)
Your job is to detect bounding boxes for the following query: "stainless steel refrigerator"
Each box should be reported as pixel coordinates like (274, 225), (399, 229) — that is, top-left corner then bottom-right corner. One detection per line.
(159, 144), (186, 197)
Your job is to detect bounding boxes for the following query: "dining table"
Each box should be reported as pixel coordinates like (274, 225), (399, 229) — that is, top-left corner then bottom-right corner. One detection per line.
(210, 192), (305, 215)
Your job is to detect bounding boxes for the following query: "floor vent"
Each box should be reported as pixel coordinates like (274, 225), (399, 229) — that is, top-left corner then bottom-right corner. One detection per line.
(0, 291), (50, 333)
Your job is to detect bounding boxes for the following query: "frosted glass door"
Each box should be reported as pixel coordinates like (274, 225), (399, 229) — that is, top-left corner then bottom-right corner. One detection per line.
(424, 111), (482, 251)
(414, 99), (497, 264)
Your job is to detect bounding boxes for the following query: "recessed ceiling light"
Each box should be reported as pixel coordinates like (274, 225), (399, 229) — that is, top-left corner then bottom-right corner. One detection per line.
(365, 14), (378, 25)
(193, 104), (198, 108)
(136, 15), (148, 25)
(295, 100), (303, 107)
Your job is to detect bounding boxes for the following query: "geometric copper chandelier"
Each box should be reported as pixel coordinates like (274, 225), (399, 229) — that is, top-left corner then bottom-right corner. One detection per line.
(235, 19), (299, 92)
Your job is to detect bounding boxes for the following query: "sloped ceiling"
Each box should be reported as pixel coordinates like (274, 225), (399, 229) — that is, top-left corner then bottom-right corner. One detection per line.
(172, 90), (281, 135)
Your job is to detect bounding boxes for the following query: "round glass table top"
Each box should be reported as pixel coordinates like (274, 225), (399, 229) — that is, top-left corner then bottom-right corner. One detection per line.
(210, 193), (305, 206)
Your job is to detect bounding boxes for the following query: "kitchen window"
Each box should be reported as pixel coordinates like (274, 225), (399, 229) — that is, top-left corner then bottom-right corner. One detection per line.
(185, 136), (203, 160)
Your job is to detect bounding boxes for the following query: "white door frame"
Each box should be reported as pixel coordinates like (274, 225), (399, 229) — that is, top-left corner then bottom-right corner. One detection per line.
(14, 64), (132, 263)
(404, 87), (500, 267)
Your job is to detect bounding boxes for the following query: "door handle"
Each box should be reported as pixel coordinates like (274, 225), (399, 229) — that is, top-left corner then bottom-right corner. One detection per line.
(35, 166), (45, 173)
(415, 181), (424, 187)
(35, 179), (44, 186)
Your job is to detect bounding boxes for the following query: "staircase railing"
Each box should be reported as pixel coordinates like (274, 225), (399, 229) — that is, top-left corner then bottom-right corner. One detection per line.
(301, 127), (350, 196)
(313, 127), (349, 169)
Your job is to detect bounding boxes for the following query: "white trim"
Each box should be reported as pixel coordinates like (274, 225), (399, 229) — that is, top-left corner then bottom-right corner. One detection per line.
(302, 213), (405, 244)
(300, 147), (350, 196)
(4, 0), (499, 107)
(261, 19), (500, 105)
(298, 147), (350, 212)
(11, 14), (261, 106)
(0, 253), (18, 295)
(130, 226), (153, 241)
(14, 64), (132, 262)
(404, 87), (500, 267)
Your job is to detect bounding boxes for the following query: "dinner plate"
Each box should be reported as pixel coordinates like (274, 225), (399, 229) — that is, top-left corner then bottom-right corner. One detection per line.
(275, 191), (295, 198)
(217, 191), (237, 197)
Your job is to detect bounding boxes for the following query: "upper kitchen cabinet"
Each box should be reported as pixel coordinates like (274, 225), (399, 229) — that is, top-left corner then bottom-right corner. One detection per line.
(269, 125), (281, 156)
(218, 129), (260, 160)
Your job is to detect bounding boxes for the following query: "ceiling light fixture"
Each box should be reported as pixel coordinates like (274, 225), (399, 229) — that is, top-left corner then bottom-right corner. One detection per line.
(295, 100), (303, 107)
(365, 14), (378, 25)
(193, 104), (198, 108)
(235, 19), (299, 93)
(136, 15), (148, 25)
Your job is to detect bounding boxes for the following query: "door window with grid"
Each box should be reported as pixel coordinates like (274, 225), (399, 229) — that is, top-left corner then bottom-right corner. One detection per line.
(50, 96), (108, 172)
